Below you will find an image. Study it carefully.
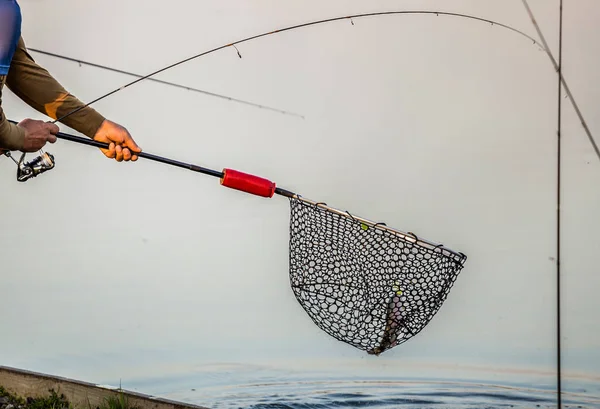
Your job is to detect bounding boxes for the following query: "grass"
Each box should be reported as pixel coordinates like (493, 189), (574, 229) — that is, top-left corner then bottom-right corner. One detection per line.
(97, 391), (139, 409)
(0, 387), (71, 409)
(0, 386), (140, 409)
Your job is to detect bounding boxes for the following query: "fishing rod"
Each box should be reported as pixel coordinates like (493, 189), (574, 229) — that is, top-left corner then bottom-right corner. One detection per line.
(46, 9), (598, 163)
(3, 120), (468, 356)
(51, 10), (541, 124)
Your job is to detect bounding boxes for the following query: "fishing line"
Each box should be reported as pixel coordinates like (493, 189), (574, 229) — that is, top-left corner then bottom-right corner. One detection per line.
(27, 48), (304, 119)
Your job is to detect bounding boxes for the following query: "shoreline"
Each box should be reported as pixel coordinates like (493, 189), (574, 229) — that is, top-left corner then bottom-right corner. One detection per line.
(0, 366), (209, 409)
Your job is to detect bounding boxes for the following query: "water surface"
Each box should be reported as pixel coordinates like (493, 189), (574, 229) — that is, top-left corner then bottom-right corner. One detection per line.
(124, 363), (600, 409)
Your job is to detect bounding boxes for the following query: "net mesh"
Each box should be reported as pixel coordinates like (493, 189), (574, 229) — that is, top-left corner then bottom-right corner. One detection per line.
(288, 197), (467, 355)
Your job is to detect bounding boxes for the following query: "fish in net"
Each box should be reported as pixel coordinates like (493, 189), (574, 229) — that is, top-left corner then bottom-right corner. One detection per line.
(287, 196), (467, 355)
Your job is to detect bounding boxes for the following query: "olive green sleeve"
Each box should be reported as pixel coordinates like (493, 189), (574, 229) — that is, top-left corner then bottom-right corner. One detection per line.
(0, 74), (26, 151)
(4, 36), (106, 139)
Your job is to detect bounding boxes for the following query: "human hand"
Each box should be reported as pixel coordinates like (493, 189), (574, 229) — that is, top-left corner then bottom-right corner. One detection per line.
(93, 119), (141, 162)
(18, 118), (59, 152)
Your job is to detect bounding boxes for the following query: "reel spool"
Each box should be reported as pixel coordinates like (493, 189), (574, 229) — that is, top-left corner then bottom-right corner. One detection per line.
(3, 150), (56, 182)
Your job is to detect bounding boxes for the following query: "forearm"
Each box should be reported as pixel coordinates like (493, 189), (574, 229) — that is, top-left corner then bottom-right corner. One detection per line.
(0, 105), (26, 150)
(5, 37), (106, 138)
(0, 75), (25, 150)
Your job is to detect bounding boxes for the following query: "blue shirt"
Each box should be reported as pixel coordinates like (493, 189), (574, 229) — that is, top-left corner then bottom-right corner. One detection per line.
(0, 0), (21, 75)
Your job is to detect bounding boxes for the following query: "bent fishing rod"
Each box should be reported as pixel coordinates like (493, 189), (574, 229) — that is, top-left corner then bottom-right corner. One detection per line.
(51, 10), (541, 125)
(45, 9), (597, 163)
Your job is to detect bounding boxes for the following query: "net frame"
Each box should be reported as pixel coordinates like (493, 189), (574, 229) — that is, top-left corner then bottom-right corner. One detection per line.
(287, 195), (467, 355)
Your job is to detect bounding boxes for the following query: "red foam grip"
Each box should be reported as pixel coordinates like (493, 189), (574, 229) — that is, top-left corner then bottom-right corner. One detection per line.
(220, 168), (276, 198)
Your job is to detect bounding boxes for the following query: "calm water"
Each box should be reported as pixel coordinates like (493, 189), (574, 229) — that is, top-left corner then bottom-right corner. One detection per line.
(123, 363), (600, 409)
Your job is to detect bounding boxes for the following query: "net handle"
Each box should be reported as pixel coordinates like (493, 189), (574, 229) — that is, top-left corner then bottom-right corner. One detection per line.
(8, 121), (466, 262)
(8, 120), (297, 198)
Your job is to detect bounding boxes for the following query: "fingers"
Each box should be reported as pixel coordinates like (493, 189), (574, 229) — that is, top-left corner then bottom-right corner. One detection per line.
(45, 122), (60, 134)
(100, 143), (137, 163)
(124, 137), (142, 153)
(93, 119), (141, 162)
(44, 121), (59, 143)
(17, 118), (61, 152)
(120, 139), (141, 161)
(122, 147), (132, 161)
(115, 145), (123, 162)
(101, 142), (116, 159)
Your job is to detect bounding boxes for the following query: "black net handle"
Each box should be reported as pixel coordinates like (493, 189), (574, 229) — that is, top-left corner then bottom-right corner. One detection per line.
(7, 120), (466, 263)
(7, 120), (296, 199)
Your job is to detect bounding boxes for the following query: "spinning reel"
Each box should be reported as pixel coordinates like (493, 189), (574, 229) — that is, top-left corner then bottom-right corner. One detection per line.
(3, 149), (56, 182)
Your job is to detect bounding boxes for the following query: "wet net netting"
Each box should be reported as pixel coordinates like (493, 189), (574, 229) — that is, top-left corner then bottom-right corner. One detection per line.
(288, 197), (468, 355)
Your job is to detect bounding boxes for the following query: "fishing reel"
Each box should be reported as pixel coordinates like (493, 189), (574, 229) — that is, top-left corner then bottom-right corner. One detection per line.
(3, 149), (56, 182)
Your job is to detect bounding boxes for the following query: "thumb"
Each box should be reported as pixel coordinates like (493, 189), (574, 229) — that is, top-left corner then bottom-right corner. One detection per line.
(124, 136), (142, 153)
(45, 122), (60, 134)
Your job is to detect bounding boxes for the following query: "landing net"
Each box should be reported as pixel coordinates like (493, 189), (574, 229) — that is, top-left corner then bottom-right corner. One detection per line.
(288, 196), (467, 355)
